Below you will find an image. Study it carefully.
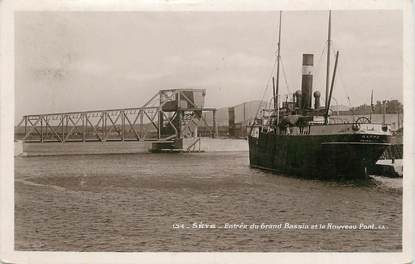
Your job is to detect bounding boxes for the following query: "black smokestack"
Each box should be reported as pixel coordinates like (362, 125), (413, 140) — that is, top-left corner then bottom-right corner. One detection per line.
(301, 54), (314, 109)
(295, 90), (302, 109)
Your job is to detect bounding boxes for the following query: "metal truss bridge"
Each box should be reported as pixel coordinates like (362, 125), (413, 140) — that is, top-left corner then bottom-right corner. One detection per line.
(16, 89), (217, 150)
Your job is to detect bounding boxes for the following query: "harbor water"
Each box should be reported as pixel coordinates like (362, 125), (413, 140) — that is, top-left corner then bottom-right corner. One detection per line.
(14, 143), (402, 252)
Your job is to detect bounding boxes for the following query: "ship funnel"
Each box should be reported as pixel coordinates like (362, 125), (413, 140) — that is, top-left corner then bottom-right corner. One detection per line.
(294, 90), (302, 108)
(313, 91), (321, 109)
(301, 54), (314, 109)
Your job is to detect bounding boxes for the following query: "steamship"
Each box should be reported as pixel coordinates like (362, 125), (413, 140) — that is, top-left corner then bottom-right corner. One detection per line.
(248, 11), (392, 180)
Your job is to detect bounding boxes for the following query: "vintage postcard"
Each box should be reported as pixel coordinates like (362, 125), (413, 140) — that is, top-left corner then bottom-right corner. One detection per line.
(1, 0), (413, 263)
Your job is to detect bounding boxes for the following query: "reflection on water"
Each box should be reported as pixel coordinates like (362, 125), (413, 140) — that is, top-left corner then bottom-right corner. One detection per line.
(15, 151), (402, 251)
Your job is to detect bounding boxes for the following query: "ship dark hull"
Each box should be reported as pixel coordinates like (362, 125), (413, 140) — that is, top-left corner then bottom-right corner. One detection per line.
(248, 132), (391, 180)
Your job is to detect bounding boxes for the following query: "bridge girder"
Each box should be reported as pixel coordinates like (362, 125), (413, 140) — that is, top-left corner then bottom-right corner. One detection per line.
(16, 89), (217, 144)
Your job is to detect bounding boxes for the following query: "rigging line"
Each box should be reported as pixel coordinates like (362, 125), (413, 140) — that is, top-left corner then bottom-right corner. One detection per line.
(329, 42), (353, 107)
(251, 55), (279, 124)
(264, 56), (279, 103)
(313, 43), (327, 95)
(252, 12), (281, 112)
(267, 97), (274, 110)
(279, 57), (291, 95)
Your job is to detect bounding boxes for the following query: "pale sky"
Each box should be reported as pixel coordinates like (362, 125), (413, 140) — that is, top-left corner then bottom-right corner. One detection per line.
(15, 10), (402, 121)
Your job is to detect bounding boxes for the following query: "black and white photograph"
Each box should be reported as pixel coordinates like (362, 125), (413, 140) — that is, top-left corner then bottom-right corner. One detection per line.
(1, 0), (413, 263)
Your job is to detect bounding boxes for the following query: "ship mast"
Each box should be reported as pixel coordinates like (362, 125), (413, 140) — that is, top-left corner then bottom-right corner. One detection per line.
(275, 11), (282, 125)
(248, 11), (283, 136)
(370, 89), (374, 122)
(324, 10), (332, 124)
(325, 50), (339, 123)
